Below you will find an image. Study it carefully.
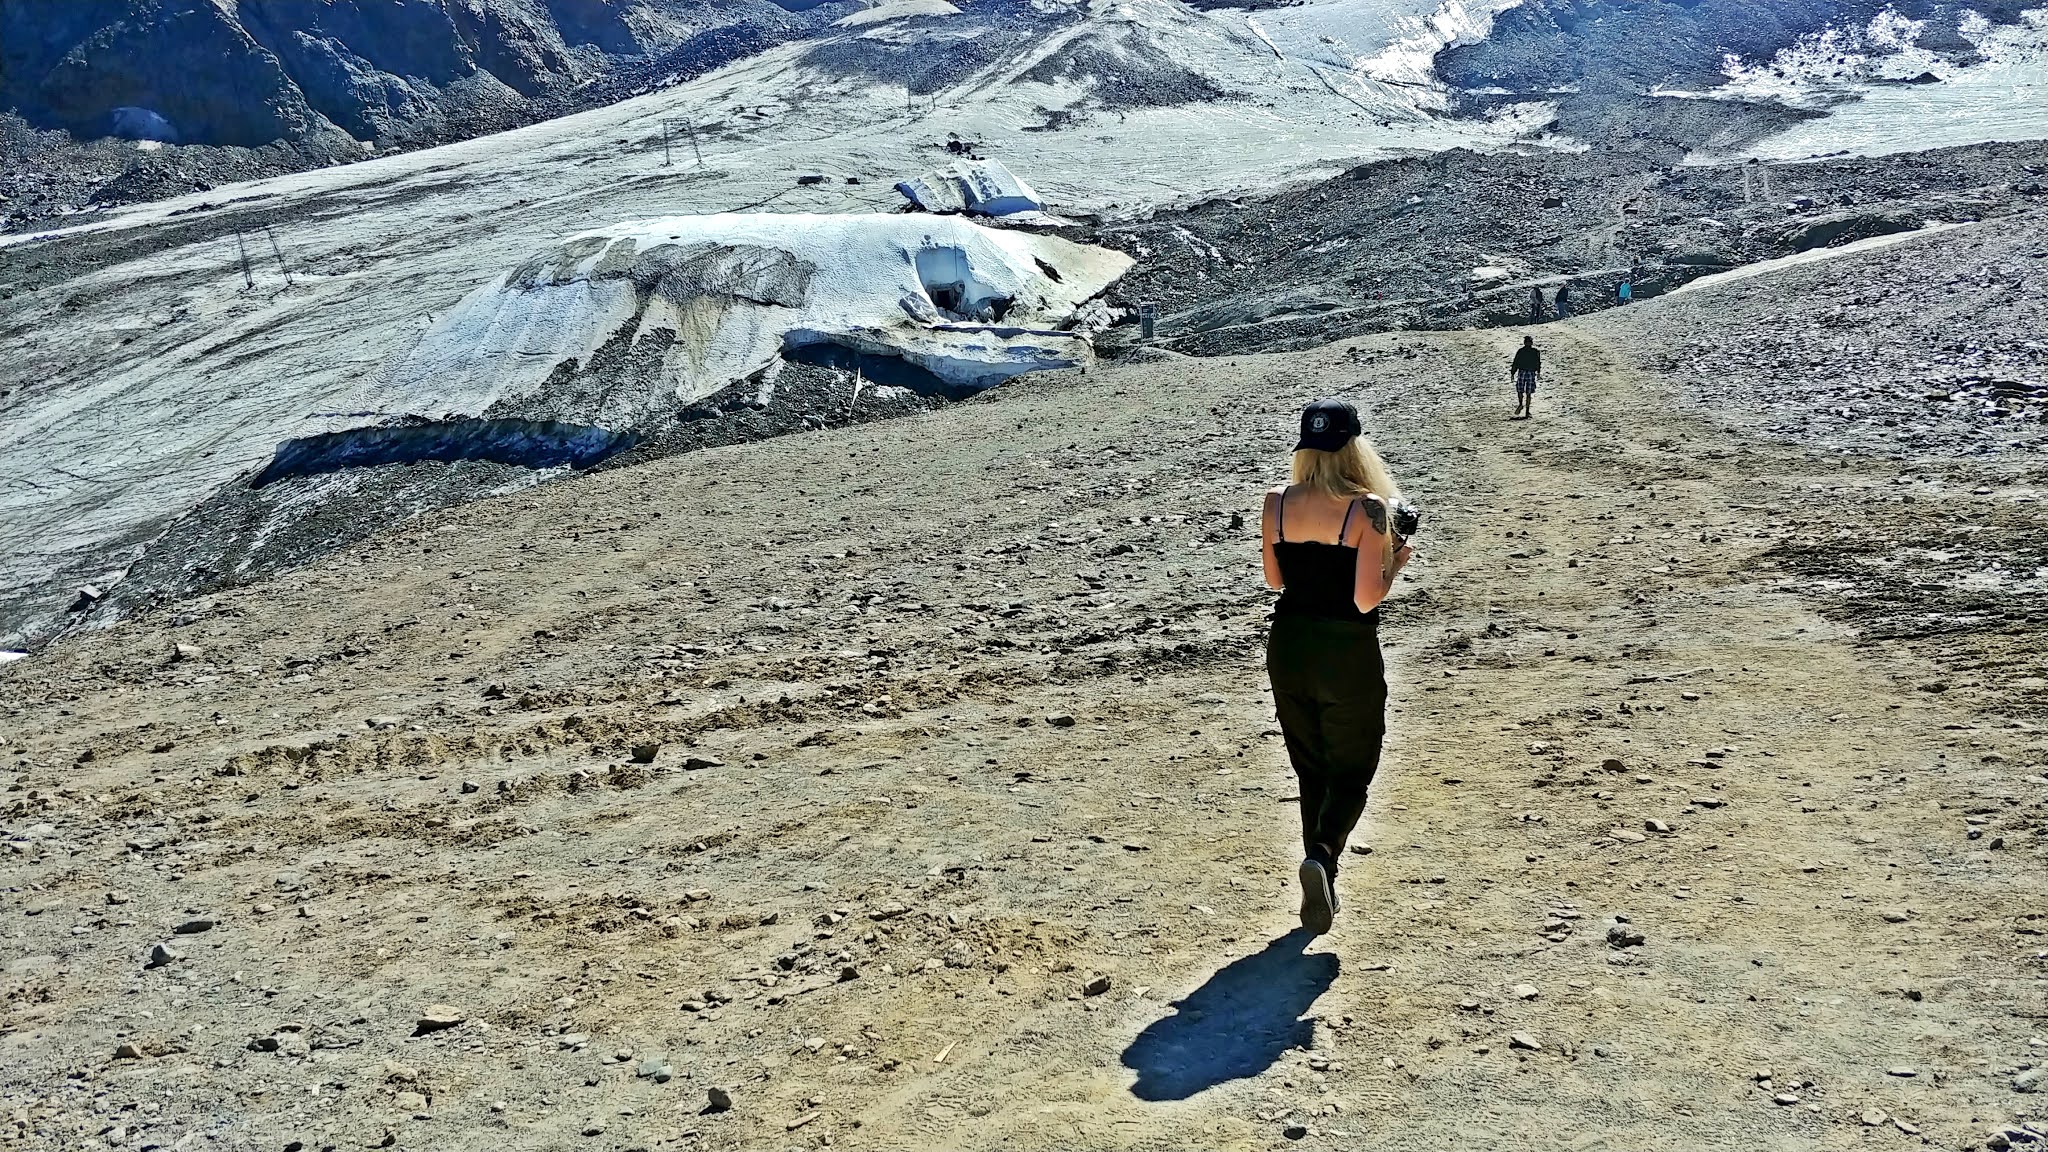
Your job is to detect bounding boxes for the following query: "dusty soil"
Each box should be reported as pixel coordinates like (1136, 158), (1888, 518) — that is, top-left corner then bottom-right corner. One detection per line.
(4, 251), (2047, 1150)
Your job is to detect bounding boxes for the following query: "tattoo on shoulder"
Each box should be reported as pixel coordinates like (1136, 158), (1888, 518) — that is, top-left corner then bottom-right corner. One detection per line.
(1361, 497), (1387, 534)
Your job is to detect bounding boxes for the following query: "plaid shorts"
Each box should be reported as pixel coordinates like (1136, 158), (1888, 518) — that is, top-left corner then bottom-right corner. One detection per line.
(1515, 369), (1538, 393)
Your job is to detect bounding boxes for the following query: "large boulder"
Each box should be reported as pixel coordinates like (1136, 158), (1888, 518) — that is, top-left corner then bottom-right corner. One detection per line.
(1780, 210), (1923, 252)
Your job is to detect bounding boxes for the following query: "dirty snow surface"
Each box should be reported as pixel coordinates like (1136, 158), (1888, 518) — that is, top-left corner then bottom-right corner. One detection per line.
(371, 214), (1129, 423)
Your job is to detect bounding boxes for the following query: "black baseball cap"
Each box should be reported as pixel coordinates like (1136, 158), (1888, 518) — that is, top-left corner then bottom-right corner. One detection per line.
(1295, 398), (1361, 452)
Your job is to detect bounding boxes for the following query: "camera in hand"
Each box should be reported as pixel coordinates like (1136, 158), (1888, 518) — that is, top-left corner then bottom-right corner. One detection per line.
(1390, 499), (1421, 539)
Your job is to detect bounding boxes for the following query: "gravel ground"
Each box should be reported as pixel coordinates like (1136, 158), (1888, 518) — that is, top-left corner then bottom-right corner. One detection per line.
(3, 222), (2045, 1148)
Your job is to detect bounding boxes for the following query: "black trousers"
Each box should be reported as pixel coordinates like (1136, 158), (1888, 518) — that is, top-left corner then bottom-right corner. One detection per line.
(1265, 614), (1387, 870)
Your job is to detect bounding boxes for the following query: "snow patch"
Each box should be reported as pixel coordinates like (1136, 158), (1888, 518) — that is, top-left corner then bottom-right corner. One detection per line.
(364, 213), (1130, 424)
(835, 0), (959, 27)
(896, 157), (1048, 218)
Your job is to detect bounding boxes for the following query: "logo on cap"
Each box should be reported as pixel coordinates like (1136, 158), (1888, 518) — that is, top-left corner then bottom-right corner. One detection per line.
(1310, 415), (1329, 432)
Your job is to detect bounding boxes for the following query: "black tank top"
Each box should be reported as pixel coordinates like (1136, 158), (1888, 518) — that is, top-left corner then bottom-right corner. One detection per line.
(1273, 489), (1379, 625)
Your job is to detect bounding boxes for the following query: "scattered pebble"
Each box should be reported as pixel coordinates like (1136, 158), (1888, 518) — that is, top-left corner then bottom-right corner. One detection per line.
(414, 1004), (465, 1034)
(1606, 924), (1646, 948)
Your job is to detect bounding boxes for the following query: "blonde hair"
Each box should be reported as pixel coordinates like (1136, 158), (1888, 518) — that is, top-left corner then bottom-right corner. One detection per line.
(1290, 438), (1402, 562)
(1290, 437), (1399, 503)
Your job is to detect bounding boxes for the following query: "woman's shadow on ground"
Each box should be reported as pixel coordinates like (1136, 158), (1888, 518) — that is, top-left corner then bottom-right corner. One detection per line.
(1121, 928), (1339, 1101)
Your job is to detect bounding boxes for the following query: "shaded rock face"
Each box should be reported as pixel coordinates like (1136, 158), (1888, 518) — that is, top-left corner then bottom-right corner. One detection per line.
(0, 0), (747, 146)
(235, 0), (478, 139)
(1, 0), (318, 147)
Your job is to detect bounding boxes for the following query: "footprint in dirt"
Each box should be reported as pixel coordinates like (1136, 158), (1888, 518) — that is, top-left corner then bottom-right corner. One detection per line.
(1121, 928), (1337, 1101)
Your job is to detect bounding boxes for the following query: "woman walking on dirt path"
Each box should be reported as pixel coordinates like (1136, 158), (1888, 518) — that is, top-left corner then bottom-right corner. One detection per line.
(1260, 400), (1414, 935)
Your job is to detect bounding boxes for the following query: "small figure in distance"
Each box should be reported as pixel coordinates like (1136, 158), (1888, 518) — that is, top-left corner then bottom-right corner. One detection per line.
(1555, 282), (1572, 320)
(1618, 278), (1633, 305)
(1260, 399), (1416, 935)
(1510, 335), (1540, 419)
(1529, 284), (1545, 323)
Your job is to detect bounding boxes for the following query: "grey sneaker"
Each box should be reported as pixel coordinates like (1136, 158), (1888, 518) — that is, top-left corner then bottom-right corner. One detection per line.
(1298, 857), (1335, 935)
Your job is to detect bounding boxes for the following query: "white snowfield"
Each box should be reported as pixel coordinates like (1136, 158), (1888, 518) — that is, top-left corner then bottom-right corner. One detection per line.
(365, 213), (1131, 421)
(0, 0), (1582, 645)
(1667, 6), (2048, 162)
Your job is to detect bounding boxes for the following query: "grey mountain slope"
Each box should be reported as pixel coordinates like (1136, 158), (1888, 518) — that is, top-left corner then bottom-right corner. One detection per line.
(0, 0), (819, 148)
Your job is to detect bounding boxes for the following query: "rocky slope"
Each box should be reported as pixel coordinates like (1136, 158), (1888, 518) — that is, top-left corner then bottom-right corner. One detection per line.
(1092, 139), (2048, 355)
(0, 0), (799, 146)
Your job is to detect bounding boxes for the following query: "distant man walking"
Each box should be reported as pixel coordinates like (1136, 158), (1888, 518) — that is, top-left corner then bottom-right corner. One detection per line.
(1529, 285), (1545, 322)
(1554, 282), (1572, 319)
(1510, 336), (1541, 418)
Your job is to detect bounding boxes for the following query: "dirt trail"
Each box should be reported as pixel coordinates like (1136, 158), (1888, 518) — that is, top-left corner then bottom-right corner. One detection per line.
(3, 324), (2043, 1151)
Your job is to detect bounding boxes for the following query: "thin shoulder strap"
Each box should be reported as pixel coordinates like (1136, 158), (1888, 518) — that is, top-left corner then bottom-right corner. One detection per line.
(1337, 498), (1356, 547)
(1274, 486), (1287, 544)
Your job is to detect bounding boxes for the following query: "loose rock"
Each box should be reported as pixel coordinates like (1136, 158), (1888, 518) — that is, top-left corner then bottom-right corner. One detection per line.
(413, 1004), (465, 1035)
